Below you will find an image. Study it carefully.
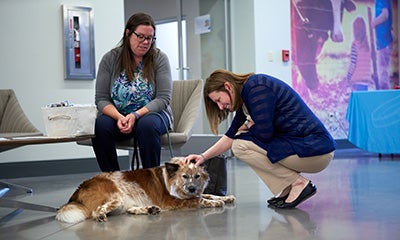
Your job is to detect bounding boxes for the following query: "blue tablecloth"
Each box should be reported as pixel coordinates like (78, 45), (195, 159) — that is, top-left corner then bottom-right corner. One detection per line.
(346, 90), (400, 153)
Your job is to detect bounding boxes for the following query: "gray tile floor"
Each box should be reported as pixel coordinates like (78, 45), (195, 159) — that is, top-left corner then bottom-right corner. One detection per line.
(1, 149), (399, 240)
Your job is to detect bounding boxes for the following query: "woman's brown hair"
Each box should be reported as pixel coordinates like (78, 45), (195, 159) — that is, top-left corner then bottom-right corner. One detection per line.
(117, 12), (158, 83)
(353, 16), (369, 51)
(204, 69), (253, 134)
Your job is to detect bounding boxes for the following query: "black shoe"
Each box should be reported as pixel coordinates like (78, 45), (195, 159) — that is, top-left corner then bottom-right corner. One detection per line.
(267, 195), (288, 205)
(274, 181), (317, 209)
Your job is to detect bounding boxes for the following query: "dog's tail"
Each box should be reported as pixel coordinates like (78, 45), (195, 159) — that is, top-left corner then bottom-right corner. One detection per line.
(55, 202), (90, 223)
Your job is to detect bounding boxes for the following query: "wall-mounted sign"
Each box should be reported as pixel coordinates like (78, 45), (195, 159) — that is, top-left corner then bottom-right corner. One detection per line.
(195, 14), (211, 35)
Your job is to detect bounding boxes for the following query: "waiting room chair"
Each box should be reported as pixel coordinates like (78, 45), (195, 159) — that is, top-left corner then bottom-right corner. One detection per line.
(0, 89), (42, 152)
(0, 89), (42, 193)
(77, 79), (203, 168)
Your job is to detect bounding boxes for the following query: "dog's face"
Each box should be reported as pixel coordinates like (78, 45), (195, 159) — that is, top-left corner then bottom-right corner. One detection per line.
(165, 159), (209, 199)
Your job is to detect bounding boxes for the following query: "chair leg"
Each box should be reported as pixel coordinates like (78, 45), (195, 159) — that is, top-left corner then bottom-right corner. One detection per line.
(0, 187), (10, 198)
(0, 180), (33, 193)
(0, 198), (57, 212)
(0, 182), (57, 218)
(128, 150), (133, 170)
(129, 149), (142, 170)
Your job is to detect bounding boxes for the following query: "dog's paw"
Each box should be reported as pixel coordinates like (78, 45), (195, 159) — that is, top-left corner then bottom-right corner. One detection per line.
(147, 206), (161, 215)
(127, 206), (161, 215)
(223, 195), (236, 204)
(201, 194), (215, 200)
(96, 213), (108, 222)
(200, 198), (225, 208)
(201, 194), (236, 204)
(212, 199), (225, 207)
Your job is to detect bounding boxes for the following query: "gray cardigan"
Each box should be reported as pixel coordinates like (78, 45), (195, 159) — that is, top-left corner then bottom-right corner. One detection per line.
(95, 47), (174, 128)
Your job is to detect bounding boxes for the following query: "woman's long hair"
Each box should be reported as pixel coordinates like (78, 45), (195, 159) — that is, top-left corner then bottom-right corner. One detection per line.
(353, 16), (369, 51)
(204, 69), (253, 134)
(117, 12), (158, 83)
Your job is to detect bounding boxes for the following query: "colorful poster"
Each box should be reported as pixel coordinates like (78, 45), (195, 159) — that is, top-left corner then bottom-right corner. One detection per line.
(291, 0), (398, 139)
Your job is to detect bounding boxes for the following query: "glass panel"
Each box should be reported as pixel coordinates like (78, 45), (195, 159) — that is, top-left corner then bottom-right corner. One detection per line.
(156, 19), (187, 80)
(182, 0), (230, 134)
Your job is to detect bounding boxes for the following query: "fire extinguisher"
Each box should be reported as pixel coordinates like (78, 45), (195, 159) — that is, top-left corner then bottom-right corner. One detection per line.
(73, 16), (81, 68)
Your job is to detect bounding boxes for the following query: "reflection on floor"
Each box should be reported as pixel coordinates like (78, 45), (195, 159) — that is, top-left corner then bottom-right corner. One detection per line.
(1, 149), (399, 240)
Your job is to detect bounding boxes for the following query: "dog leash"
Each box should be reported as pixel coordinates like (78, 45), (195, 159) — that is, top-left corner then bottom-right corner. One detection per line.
(132, 112), (173, 170)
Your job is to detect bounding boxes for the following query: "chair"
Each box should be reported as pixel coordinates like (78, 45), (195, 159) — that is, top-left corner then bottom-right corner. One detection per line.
(0, 89), (42, 194)
(0, 90), (92, 216)
(77, 79), (203, 168)
(0, 89), (42, 152)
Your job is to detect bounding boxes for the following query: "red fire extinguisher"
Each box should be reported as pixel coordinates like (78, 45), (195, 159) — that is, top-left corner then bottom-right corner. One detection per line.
(73, 16), (81, 68)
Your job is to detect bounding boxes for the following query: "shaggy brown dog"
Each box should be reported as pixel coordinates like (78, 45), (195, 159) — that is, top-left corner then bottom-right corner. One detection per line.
(56, 158), (235, 223)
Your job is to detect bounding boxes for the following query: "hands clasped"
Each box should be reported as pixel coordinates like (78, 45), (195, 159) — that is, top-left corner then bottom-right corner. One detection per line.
(117, 113), (136, 134)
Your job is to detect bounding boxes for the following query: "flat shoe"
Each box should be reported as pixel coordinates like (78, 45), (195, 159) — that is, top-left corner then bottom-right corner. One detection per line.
(267, 195), (288, 205)
(274, 181), (317, 209)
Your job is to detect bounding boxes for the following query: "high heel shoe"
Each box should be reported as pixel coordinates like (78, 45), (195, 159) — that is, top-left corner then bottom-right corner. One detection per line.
(274, 181), (317, 209)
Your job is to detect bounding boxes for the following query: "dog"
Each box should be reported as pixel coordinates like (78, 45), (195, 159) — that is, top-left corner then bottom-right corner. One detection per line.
(55, 157), (235, 223)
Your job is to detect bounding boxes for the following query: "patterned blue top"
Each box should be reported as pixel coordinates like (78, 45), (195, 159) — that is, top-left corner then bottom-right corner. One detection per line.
(225, 74), (336, 163)
(111, 62), (153, 115)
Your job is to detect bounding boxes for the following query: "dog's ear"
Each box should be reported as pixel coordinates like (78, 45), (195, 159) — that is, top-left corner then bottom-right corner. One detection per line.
(198, 162), (207, 170)
(165, 162), (180, 178)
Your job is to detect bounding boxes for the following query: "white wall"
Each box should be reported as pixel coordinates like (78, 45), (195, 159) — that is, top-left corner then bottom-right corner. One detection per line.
(253, 0), (291, 83)
(0, 0), (125, 163)
(230, 0), (256, 73)
(231, 0), (291, 83)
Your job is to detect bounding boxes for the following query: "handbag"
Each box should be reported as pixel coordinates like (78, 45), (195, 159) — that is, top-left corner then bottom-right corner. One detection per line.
(203, 155), (228, 196)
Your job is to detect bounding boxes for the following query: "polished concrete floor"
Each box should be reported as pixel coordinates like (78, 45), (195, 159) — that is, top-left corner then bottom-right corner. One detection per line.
(1, 149), (399, 240)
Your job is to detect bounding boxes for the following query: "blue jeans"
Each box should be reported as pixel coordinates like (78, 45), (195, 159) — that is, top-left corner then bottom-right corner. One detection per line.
(92, 112), (170, 171)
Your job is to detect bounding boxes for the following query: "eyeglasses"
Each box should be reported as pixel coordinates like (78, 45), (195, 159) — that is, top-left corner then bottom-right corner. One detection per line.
(132, 31), (156, 43)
